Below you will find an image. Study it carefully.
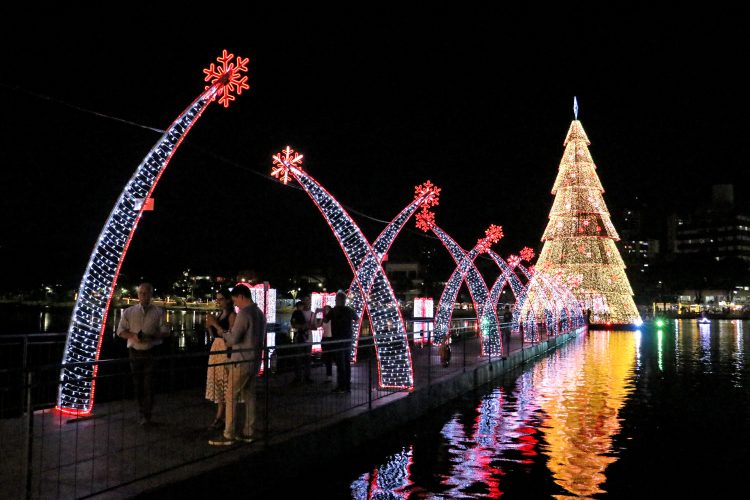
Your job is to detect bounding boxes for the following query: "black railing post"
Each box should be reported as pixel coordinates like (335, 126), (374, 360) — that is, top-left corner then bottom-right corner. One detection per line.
(264, 345), (270, 447)
(463, 327), (466, 373)
(169, 327), (176, 392)
(368, 341), (372, 410)
(427, 329), (432, 387)
(488, 322), (493, 371)
(25, 371), (33, 500)
(21, 335), (28, 413)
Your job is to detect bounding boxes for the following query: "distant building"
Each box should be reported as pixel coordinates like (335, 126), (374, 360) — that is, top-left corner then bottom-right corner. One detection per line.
(621, 239), (660, 274)
(383, 261), (423, 302)
(670, 185), (750, 263)
(618, 204), (660, 274)
(653, 285), (750, 316)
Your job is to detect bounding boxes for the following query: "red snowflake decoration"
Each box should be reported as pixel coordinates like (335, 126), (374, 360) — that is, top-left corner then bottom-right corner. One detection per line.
(416, 208), (436, 232)
(507, 254), (521, 268)
(519, 246), (535, 262)
(477, 224), (504, 253)
(414, 180), (441, 208)
(271, 146), (304, 185)
(203, 50), (250, 108)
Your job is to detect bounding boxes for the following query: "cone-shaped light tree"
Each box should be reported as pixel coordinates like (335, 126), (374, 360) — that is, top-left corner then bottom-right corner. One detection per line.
(535, 107), (641, 325)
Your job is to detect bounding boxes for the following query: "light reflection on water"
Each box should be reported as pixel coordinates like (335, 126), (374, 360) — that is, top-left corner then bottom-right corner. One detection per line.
(352, 331), (638, 498)
(536, 332), (637, 497)
(350, 321), (750, 497)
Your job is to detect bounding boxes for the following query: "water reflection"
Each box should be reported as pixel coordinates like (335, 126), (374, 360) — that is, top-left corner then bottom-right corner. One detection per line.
(351, 446), (414, 499)
(657, 329), (663, 371)
(535, 332), (637, 497)
(699, 321), (712, 372)
(352, 331), (638, 498)
(733, 320), (744, 387)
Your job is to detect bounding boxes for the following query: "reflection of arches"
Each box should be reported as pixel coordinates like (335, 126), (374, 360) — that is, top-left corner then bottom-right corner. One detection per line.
(57, 53), (248, 414)
(273, 149), (413, 388)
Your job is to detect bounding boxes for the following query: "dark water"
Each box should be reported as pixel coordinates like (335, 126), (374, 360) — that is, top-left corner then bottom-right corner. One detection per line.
(261, 320), (749, 498)
(3, 303), (217, 340)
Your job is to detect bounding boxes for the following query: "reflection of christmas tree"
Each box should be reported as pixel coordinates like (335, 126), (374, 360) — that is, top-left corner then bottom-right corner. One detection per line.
(536, 113), (640, 324)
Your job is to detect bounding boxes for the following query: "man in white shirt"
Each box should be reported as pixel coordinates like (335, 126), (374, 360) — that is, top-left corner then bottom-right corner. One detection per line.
(117, 283), (170, 425)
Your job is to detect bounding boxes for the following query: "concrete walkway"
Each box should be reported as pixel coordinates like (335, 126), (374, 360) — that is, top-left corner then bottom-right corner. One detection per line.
(3, 329), (573, 499)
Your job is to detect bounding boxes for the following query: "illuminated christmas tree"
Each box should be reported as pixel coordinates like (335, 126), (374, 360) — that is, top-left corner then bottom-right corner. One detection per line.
(535, 103), (640, 325)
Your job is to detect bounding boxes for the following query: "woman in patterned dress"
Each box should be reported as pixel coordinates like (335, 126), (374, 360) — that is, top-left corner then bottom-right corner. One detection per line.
(205, 288), (236, 429)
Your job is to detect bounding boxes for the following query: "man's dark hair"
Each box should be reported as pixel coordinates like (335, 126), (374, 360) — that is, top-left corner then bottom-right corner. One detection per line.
(295, 301), (303, 308)
(230, 284), (252, 299)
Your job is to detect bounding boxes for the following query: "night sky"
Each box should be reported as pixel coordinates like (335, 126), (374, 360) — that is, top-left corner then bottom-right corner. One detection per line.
(1, 10), (747, 292)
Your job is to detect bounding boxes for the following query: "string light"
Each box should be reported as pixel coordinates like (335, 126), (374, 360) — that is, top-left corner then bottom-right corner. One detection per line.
(412, 297), (434, 343)
(238, 283), (277, 375)
(56, 51), (249, 415)
(514, 264), (585, 341)
(272, 146), (414, 389)
(311, 292), (336, 353)
(536, 119), (640, 325)
(484, 250), (527, 319)
(420, 214), (503, 356)
(348, 181), (440, 360)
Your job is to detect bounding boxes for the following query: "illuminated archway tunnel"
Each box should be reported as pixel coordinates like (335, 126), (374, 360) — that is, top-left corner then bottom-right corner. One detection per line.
(57, 51), (249, 415)
(271, 147), (414, 389)
(347, 181), (441, 362)
(57, 54), (584, 414)
(415, 205), (504, 356)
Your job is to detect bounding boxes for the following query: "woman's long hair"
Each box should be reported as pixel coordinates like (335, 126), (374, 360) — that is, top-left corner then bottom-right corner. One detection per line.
(218, 287), (234, 314)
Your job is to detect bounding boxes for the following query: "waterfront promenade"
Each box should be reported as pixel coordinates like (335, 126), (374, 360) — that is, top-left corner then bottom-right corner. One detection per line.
(1, 326), (584, 499)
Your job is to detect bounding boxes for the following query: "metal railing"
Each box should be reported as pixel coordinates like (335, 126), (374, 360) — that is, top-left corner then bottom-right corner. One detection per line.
(0, 318), (581, 499)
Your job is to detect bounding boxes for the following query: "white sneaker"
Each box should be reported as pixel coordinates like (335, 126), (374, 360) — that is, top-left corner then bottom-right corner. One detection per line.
(209, 435), (236, 446)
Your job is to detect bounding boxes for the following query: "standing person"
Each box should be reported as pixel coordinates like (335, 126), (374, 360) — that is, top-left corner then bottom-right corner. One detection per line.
(117, 282), (171, 425)
(326, 291), (357, 393)
(318, 304), (334, 383)
(290, 296), (314, 384)
(204, 288), (236, 430)
(209, 284), (266, 446)
(501, 305), (513, 357)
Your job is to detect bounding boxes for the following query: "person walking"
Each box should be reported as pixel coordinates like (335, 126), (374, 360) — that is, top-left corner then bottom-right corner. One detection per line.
(318, 304), (334, 383)
(117, 282), (171, 425)
(326, 291), (357, 393)
(501, 305), (513, 358)
(204, 288), (236, 430)
(290, 296), (314, 384)
(209, 284), (266, 446)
